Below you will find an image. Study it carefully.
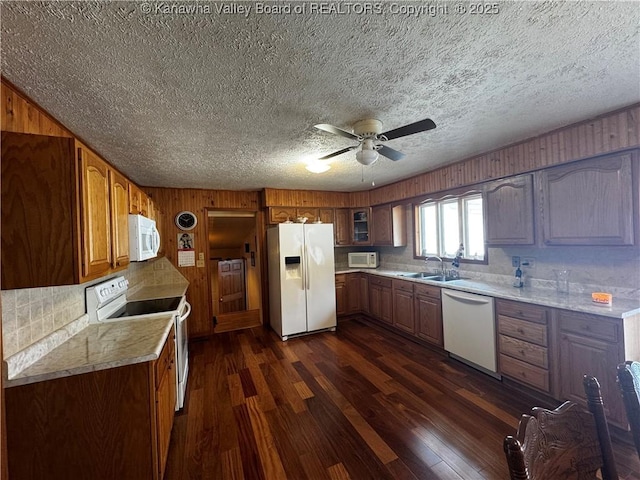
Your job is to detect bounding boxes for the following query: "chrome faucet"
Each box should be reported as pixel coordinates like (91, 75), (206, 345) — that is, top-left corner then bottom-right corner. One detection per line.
(424, 255), (444, 276)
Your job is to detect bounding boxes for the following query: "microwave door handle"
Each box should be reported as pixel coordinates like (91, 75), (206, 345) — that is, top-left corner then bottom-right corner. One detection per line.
(152, 228), (160, 255)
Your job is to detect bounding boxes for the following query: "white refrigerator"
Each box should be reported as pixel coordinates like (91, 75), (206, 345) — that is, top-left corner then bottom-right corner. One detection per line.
(267, 223), (337, 340)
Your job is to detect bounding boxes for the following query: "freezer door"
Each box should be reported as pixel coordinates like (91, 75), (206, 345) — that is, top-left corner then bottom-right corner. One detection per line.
(276, 224), (308, 336)
(303, 224), (337, 332)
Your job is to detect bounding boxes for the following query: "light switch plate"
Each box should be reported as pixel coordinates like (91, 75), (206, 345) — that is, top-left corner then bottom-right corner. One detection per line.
(511, 256), (521, 267)
(196, 259), (205, 268)
(198, 252), (204, 260)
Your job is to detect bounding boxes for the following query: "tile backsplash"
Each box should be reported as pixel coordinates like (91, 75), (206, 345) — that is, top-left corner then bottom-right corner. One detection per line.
(1, 257), (185, 358)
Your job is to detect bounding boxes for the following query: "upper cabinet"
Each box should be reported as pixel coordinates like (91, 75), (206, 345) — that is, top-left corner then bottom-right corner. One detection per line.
(1, 133), (129, 289)
(537, 152), (635, 246)
(484, 174), (535, 245)
(372, 204), (406, 247)
(351, 208), (371, 245)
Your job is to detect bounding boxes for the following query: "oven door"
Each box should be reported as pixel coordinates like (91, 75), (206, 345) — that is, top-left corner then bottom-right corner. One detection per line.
(175, 300), (191, 410)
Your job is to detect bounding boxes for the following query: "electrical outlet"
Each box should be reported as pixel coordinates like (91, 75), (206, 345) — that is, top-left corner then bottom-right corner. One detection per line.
(522, 257), (535, 268)
(511, 256), (521, 267)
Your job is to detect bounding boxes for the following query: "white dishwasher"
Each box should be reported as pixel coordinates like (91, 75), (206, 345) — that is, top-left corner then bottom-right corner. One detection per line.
(441, 288), (499, 377)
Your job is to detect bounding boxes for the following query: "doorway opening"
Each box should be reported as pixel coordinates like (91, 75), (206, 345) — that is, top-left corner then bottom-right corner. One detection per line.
(207, 210), (262, 333)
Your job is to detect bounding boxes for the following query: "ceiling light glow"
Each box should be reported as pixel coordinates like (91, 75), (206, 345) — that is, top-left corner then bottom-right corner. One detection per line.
(305, 160), (331, 173)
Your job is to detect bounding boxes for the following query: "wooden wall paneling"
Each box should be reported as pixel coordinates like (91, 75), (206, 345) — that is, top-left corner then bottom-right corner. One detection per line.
(1, 79), (72, 138)
(627, 107), (639, 146)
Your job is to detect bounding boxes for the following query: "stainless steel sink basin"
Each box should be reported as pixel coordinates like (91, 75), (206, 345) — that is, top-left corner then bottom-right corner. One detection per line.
(396, 272), (462, 282)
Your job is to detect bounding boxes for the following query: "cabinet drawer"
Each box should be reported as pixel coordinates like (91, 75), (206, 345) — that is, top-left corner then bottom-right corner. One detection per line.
(498, 315), (548, 347)
(558, 311), (619, 343)
(500, 354), (550, 392)
(495, 299), (547, 324)
(335, 274), (346, 284)
(369, 276), (392, 288)
(155, 332), (175, 388)
(499, 334), (548, 369)
(415, 284), (440, 299)
(392, 279), (414, 293)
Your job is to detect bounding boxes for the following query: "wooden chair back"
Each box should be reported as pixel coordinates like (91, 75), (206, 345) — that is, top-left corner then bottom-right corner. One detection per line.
(617, 361), (640, 458)
(504, 375), (618, 480)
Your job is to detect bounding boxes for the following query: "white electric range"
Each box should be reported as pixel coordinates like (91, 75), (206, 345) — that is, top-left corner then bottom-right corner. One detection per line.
(86, 276), (190, 410)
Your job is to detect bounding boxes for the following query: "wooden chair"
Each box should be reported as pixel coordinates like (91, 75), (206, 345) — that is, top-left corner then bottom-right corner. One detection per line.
(617, 361), (640, 458)
(504, 375), (618, 480)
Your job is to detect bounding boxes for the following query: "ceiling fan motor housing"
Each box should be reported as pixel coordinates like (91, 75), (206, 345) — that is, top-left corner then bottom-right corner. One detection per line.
(353, 119), (383, 138)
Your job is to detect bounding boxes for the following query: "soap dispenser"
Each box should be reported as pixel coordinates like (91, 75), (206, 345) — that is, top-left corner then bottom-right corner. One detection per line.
(513, 266), (523, 288)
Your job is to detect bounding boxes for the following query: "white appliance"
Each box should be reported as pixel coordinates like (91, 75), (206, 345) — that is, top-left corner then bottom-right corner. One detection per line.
(129, 214), (160, 261)
(86, 276), (190, 410)
(267, 223), (337, 340)
(348, 251), (379, 268)
(441, 288), (499, 377)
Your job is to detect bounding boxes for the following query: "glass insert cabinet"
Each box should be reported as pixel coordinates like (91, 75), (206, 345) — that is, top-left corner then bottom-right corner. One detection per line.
(352, 209), (370, 244)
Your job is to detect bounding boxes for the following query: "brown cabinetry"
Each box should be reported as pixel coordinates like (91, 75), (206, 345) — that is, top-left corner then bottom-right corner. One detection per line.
(335, 208), (351, 246)
(336, 273), (364, 317)
(1, 133), (130, 289)
(372, 204), (407, 246)
(6, 328), (176, 480)
(484, 174), (535, 245)
(129, 182), (150, 217)
(392, 279), (415, 334)
(497, 299), (551, 394)
(351, 208), (372, 245)
(557, 310), (625, 427)
(335, 274), (347, 316)
(368, 276), (392, 324)
(538, 152), (635, 245)
(414, 284), (443, 347)
(346, 273), (361, 314)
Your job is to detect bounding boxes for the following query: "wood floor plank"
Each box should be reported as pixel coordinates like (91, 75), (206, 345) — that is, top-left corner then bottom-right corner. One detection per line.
(164, 320), (640, 480)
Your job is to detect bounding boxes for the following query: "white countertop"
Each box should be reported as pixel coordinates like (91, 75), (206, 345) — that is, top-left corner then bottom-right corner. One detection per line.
(127, 281), (189, 302)
(336, 268), (640, 319)
(6, 315), (174, 388)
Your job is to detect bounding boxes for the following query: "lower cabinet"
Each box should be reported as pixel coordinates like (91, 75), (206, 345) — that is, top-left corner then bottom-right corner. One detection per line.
(414, 284), (443, 347)
(392, 279), (415, 334)
(346, 273), (362, 314)
(335, 274), (347, 316)
(6, 328), (176, 480)
(557, 310), (626, 427)
(369, 276), (393, 324)
(496, 299), (552, 394)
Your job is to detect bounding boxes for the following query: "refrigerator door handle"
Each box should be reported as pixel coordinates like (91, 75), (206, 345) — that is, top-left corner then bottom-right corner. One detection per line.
(300, 246), (306, 291)
(305, 245), (310, 290)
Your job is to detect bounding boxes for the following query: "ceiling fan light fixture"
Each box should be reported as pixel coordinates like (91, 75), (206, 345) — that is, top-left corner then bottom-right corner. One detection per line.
(305, 160), (331, 173)
(356, 149), (379, 166)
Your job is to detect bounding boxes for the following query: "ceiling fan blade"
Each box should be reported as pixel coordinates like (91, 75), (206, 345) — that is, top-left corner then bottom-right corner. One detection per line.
(317, 146), (356, 160)
(381, 118), (436, 141)
(378, 145), (406, 161)
(315, 124), (360, 140)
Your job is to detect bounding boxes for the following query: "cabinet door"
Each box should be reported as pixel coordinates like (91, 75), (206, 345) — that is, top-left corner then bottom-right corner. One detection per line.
(368, 285), (382, 321)
(380, 286), (393, 324)
(269, 207), (296, 224)
(359, 274), (369, 315)
(79, 146), (112, 280)
(335, 275), (347, 316)
(393, 284), (415, 334)
(484, 174), (534, 245)
(415, 293), (443, 346)
(296, 208), (319, 223)
(156, 356), (176, 479)
(372, 205), (392, 245)
(319, 208), (334, 224)
(110, 170), (130, 270)
(129, 183), (142, 215)
(346, 273), (361, 313)
(559, 332), (624, 426)
(351, 208), (371, 245)
(335, 208), (351, 245)
(539, 152), (635, 245)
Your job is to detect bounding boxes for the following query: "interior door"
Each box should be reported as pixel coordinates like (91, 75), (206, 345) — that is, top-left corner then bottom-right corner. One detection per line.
(218, 259), (246, 314)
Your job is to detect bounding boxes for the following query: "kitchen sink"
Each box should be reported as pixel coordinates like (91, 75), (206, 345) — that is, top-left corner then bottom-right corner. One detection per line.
(396, 272), (461, 282)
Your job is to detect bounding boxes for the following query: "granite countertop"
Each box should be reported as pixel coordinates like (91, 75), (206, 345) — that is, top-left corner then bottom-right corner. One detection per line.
(6, 315), (174, 388)
(336, 268), (640, 319)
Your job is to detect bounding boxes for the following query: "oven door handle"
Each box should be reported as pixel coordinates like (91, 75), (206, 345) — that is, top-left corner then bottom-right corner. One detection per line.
(180, 301), (191, 321)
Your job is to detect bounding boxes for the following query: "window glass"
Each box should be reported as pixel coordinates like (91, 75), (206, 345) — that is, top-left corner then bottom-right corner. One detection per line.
(415, 193), (486, 262)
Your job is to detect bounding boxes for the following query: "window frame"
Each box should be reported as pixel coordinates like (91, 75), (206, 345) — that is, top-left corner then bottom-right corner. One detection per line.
(413, 189), (488, 265)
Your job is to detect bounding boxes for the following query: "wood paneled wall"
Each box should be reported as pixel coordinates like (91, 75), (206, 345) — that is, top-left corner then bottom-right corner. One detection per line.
(145, 187), (262, 338)
(1, 79), (73, 137)
(370, 105), (640, 205)
(262, 188), (370, 208)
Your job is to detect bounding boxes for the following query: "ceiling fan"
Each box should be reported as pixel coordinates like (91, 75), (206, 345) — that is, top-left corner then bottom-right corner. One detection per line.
(314, 117), (437, 166)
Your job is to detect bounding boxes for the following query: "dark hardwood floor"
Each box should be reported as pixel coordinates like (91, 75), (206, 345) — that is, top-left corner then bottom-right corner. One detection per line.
(164, 318), (640, 479)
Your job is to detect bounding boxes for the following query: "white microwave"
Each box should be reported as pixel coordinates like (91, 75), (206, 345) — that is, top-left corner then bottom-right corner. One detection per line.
(129, 214), (160, 261)
(348, 252), (379, 269)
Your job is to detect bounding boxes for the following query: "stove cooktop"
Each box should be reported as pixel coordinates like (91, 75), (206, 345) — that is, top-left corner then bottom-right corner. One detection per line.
(107, 296), (182, 319)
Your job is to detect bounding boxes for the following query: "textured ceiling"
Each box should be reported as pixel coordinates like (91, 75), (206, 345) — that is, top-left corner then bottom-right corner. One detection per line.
(1, 1), (638, 192)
